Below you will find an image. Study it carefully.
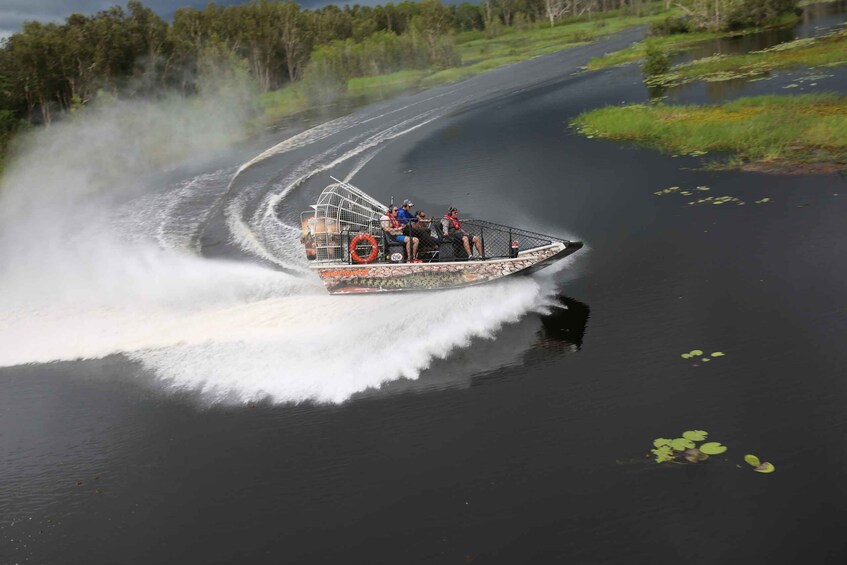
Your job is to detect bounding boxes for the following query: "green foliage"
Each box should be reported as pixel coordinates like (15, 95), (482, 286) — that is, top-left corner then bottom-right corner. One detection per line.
(651, 430), (718, 463)
(573, 94), (847, 168)
(745, 453), (776, 473)
(641, 41), (671, 77)
(650, 16), (691, 36)
(700, 442), (728, 455)
(0, 0), (679, 167)
(686, 0), (800, 32)
(650, 435), (778, 473)
(670, 438), (695, 451)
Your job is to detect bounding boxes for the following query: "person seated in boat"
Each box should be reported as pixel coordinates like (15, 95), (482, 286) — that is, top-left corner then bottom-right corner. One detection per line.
(380, 205), (420, 263)
(441, 206), (483, 259)
(396, 199), (417, 229)
(411, 211), (438, 252)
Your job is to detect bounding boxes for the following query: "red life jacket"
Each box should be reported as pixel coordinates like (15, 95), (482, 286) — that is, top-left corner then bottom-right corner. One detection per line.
(388, 213), (401, 228)
(444, 214), (461, 231)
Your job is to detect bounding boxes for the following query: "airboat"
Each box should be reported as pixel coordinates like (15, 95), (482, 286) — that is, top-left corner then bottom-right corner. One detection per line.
(300, 177), (583, 294)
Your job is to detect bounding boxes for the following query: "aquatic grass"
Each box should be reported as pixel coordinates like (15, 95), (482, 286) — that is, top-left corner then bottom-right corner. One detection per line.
(585, 13), (801, 72)
(587, 31), (748, 71)
(256, 85), (310, 122)
(650, 28), (847, 86)
(457, 8), (672, 67)
(347, 70), (429, 97)
(573, 94), (847, 168)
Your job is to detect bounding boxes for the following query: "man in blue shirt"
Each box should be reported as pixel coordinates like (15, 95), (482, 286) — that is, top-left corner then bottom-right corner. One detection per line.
(396, 199), (417, 226)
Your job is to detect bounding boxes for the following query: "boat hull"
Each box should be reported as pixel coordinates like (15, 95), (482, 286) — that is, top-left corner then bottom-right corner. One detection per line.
(311, 241), (583, 294)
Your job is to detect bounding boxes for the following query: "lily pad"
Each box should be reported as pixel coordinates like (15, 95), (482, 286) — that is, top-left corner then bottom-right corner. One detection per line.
(653, 446), (675, 463)
(697, 186), (710, 191)
(700, 442), (727, 455)
(702, 358), (711, 362)
(670, 437), (695, 451)
(744, 454), (761, 467)
(690, 349), (703, 356)
(681, 353), (692, 359)
(754, 462), (775, 473)
(653, 438), (672, 447)
(711, 352), (725, 357)
(682, 430), (708, 441)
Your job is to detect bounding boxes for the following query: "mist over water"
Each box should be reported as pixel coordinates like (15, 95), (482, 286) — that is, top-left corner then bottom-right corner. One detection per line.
(0, 83), (564, 404)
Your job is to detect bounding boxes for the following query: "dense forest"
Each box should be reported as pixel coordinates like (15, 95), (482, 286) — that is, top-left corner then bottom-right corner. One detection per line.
(0, 0), (800, 162)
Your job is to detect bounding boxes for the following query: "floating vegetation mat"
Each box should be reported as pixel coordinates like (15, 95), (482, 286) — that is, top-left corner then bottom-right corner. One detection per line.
(650, 430), (776, 473)
(652, 185), (772, 206)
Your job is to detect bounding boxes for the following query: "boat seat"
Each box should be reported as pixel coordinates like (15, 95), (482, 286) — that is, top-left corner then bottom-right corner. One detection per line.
(382, 231), (407, 263)
(438, 235), (469, 262)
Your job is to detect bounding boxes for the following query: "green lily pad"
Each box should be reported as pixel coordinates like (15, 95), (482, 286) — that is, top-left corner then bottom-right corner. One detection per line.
(653, 438), (672, 447)
(652, 446), (675, 463)
(670, 438), (695, 451)
(690, 349), (703, 356)
(702, 358), (711, 362)
(681, 353), (691, 359)
(744, 454), (760, 467)
(711, 352), (725, 357)
(697, 186), (710, 191)
(700, 442), (727, 455)
(683, 430), (708, 441)
(754, 462), (775, 473)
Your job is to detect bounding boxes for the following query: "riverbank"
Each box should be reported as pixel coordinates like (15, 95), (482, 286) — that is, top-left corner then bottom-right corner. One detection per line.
(0, 5), (676, 177)
(257, 6), (674, 124)
(648, 25), (847, 86)
(584, 13), (800, 71)
(572, 94), (847, 172)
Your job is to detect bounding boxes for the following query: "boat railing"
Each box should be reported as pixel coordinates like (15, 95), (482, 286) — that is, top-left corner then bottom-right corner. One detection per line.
(329, 218), (563, 264)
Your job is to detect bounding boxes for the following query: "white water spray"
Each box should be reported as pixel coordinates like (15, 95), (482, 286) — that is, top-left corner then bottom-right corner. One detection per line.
(0, 84), (574, 404)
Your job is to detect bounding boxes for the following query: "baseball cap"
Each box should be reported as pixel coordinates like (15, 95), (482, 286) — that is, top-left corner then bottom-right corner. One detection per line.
(403, 199), (414, 207)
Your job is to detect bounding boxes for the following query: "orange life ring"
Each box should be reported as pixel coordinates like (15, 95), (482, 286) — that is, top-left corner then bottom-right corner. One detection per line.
(349, 233), (379, 264)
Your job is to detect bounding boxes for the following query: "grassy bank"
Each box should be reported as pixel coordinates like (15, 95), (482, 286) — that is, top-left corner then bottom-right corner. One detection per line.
(649, 26), (847, 86)
(572, 94), (847, 170)
(585, 13), (800, 71)
(257, 7), (674, 124)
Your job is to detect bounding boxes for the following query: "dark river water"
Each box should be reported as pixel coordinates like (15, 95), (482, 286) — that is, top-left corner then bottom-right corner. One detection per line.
(2, 5), (847, 564)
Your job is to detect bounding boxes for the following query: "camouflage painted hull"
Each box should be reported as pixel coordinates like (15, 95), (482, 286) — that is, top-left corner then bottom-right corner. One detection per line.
(312, 242), (583, 294)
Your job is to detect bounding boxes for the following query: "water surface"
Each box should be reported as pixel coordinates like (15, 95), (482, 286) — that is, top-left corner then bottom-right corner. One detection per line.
(2, 9), (847, 564)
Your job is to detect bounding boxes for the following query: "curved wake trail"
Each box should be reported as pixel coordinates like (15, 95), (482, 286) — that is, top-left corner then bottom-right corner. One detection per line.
(0, 80), (568, 405)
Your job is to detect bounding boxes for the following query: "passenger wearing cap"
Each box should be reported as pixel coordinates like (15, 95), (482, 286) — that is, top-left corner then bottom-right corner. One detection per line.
(441, 206), (483, 260)
(396, 199), (417, 226)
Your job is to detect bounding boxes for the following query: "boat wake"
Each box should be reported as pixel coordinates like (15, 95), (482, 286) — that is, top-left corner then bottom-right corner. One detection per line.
(0, 85), (582, 404)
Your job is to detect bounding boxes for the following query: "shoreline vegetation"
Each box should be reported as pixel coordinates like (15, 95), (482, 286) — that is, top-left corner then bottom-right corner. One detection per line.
(584, 12), (800, 71)
(0, 0), (837, 176)
(0, 0), (676, 176)
(572, 94), (847, 172)
(256, 6), (675, 124)
(645, 26), (847, 87)
(574, 1), (847, 172)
